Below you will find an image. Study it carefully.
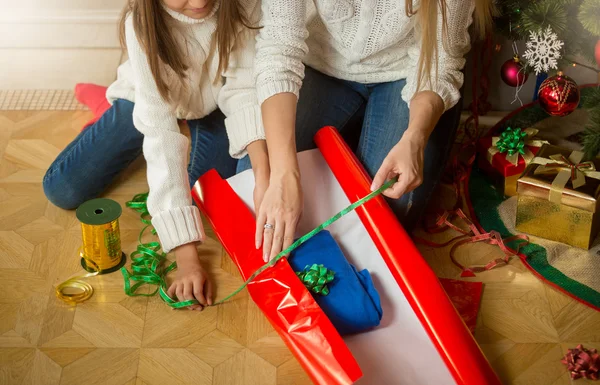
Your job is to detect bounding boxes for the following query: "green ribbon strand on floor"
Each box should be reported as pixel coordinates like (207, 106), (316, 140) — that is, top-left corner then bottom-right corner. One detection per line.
(121, 177), (397, 308)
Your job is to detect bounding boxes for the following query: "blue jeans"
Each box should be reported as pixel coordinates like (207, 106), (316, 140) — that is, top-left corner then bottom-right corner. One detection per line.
(43, 99), (241, 209)
(43, 70), (363, 210)
(296, 67), (462, 232)
(44, 68), (460, 232)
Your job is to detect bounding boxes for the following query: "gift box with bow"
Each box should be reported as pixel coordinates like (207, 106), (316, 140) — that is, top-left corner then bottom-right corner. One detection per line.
(192, 127), (501, 384)
(516, 144), (600, 249)
(477, 127), (548, 196)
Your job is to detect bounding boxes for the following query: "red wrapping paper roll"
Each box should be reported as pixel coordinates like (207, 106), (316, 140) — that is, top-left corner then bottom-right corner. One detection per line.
(314, 126), (501, 385)
(193, 171), (362, 385)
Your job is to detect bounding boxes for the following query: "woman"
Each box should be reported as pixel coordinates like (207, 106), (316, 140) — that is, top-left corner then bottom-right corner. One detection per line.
(253, 0), (492, 261)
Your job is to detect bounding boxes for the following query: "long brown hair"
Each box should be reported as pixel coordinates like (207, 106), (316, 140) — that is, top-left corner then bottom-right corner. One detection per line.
(407, 0), (494, 93)
(119, 0), (252, 102)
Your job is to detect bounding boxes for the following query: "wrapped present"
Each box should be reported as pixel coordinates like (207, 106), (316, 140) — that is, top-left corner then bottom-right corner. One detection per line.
(477, 127), (547, 196)
(288, 230), (383, 336)
(193, 127), (501, 385)
(516, 144), (600, 249)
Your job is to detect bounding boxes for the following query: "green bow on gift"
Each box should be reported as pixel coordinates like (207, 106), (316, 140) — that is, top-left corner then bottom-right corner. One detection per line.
(487, 127), (548, 166)
(296, 264), (335, 296)
(496, 127), (528, 156)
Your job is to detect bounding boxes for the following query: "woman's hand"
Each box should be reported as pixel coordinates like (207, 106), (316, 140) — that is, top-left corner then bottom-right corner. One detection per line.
(371, 131), (426, 199)
(257, 93), (303, 262)
(371, 90), (444, 198)
(255, 170), (303, 262)
(168, 243), (213, 310)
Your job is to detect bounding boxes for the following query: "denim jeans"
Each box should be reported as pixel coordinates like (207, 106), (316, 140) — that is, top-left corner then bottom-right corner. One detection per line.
(43, 99), (241, 209)
(43, 69), (364, 210)
(295, 67), (462, 232)
(44, 68), (460, 232)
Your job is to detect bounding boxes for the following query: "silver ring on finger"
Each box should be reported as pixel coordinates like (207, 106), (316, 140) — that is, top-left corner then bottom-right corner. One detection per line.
(264, 223), (275, 230)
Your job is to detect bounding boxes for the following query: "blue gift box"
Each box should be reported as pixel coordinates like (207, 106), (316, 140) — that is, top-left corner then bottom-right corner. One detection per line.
(288, 230), (383, 335)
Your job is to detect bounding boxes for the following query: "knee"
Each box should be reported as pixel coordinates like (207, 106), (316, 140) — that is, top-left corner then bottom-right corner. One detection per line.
(43, 169), (87, 210)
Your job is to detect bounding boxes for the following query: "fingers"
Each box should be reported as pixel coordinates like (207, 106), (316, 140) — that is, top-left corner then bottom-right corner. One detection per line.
(167, 282), (177, 299)
(383, 173), (423, 199)
(184, 282), (202, 311)
(193, 279), (208, 307)
(383, 176), (409, 199)
(371, 162), (391, 191)
(269, 219), (285, 261)
(176, 284), (184, 303)
(255, 211), (267, 249)
(172, 281), (203, 311)
(183, 281), (193, 302)
(262, 217), (275, 262)
(204, 279), (214, 306)
(282, 222), (296, 257)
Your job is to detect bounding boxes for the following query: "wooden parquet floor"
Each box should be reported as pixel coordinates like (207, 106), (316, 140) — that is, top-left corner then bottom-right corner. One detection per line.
(0, 109), (598, 385)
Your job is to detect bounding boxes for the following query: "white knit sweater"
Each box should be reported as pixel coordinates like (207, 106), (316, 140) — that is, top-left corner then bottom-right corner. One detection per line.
(107, 0), (264, 252)
(255, 0), (474, 111)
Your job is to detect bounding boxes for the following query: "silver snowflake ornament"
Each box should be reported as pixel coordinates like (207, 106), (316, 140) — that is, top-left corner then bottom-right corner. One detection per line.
(522, 25), (564, 75)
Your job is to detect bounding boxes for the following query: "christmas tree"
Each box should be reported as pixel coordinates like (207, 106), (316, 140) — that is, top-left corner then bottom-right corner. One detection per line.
(495, 0), (600, 70)
(495, 0), (600, 158)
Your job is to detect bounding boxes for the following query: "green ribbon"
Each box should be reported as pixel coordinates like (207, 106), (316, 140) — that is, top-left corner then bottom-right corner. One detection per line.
(496, 127), (528, 156)
(296, 264), (335, 296)
(121, 177), (398, 308)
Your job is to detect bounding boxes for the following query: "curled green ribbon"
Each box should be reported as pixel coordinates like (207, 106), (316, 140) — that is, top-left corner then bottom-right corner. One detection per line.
(122, 177), (397, 308)
(296, 264), (335, 296)
(496, 127), (528, 156)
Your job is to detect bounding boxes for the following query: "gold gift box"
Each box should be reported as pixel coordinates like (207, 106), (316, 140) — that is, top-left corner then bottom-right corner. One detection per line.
(515, 145), (600, 249)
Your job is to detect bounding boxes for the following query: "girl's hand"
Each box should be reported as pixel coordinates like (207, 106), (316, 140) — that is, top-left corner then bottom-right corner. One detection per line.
(255, 171), (303, 262)
(168, 243), (213, 310)
(371, 131), (426, 199)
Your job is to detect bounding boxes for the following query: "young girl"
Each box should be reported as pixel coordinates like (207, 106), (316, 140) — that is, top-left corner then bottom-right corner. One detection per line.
(44, 0), (271, 310)
(253, 0), (492, 260)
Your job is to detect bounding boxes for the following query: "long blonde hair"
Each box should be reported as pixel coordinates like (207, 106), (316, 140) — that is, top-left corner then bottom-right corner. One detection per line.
(408, 0), (493, 92)
(118, 0), (253, 102)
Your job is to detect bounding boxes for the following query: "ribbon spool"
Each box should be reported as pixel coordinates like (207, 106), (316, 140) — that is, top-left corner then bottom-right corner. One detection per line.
(76, 198), (126, 273)
(56, 198), (127, 304)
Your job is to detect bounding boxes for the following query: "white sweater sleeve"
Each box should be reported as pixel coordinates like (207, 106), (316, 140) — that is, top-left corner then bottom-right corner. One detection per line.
(402, 0), (474, 111)
(125, 17), (204, 253)
(219, 26), (266, 159)
(254, 0), (309, 104)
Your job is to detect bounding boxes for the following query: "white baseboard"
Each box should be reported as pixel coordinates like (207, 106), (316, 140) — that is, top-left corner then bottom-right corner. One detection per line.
(0, 48), (122, 89)
(0, 9), (122, 49)
(0, 8), (123, 89)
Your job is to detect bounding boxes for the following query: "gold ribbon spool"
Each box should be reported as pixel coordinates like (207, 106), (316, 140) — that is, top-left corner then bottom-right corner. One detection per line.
(55, 198), (127, 304)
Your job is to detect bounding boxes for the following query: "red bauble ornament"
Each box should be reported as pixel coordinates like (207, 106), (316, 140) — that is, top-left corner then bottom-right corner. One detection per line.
(501, 56), (529, 87)
(595, 39), (600, 68)
(538, 72), (580, 117)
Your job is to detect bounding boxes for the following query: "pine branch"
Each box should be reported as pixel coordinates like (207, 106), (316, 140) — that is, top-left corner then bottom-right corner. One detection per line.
(582, 107), (600, 160)
(566, 59), (600, 74)
(494, 0), (530, 40)
(581, 88), (600, 109)
(578, 0), (600, 36)
(521, 0), (568, 35)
